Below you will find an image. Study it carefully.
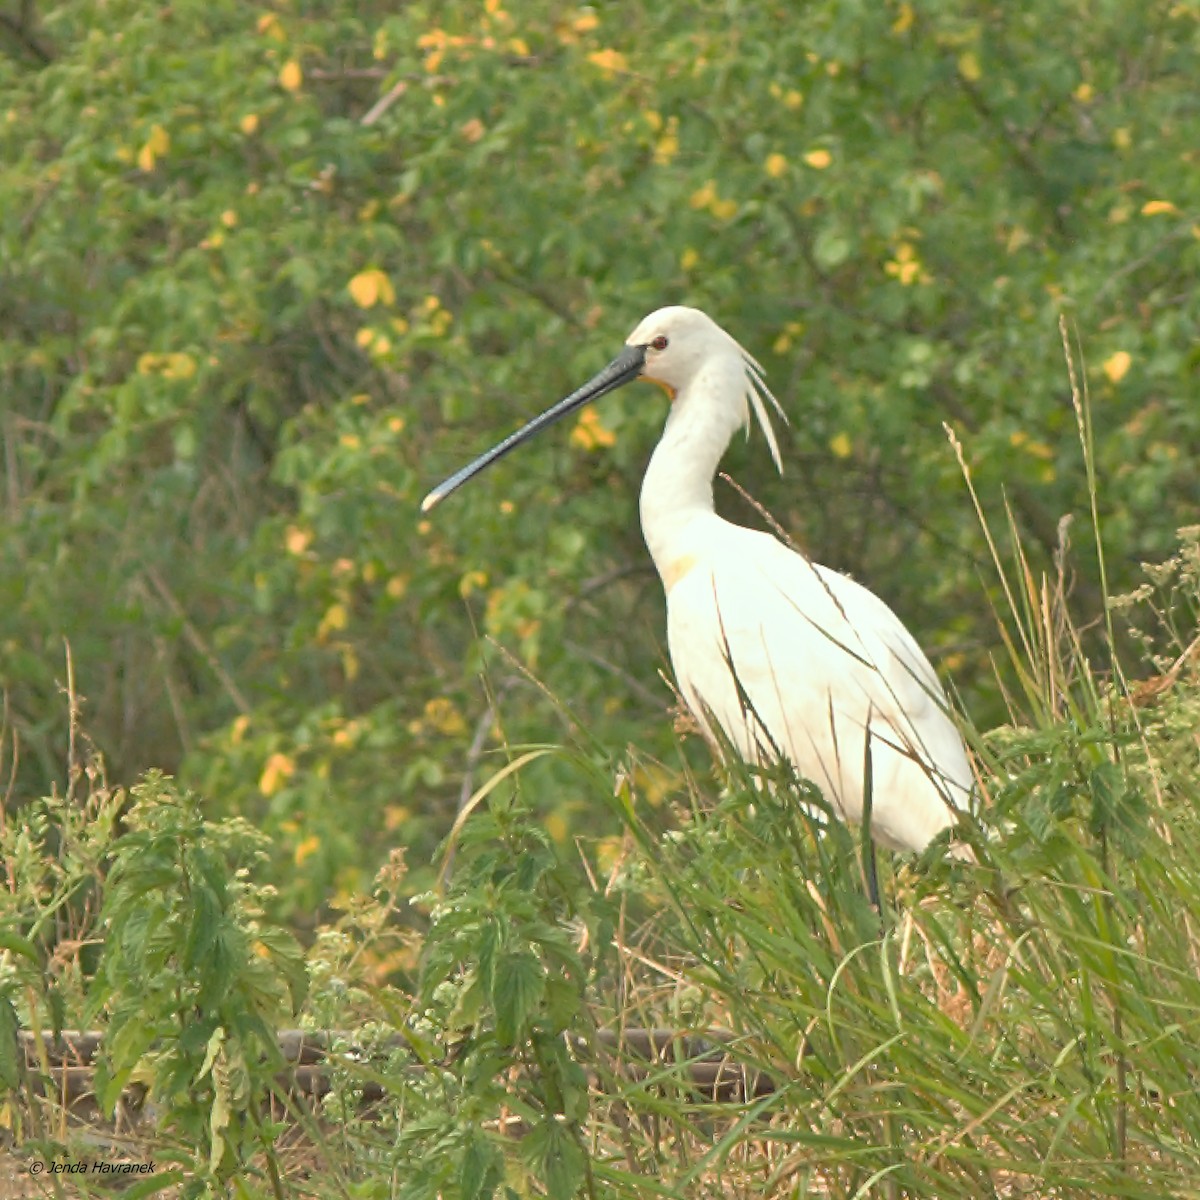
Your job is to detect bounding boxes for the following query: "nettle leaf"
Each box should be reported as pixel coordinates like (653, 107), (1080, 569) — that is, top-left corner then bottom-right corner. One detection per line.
(459, 1129), (503, 1200)
(521, 1118), (587, 1199)
(492, 950), (546, 1047)
(0, 994), (20, 1092)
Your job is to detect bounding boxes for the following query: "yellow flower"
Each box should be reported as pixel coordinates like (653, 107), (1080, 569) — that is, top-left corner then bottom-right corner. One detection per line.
(279, 60), (303, 92)
(348, 269), (395, 308)
(803, 148), (832, 169)
(136, 124), (170, 172)
(570, 407), (617, 450)
(259, 752), (295, 797)
(884, 243), (930, 285)
(294, 835), (321, 866)
(587, 48), (627, 74)
(765, 153), (788, 178)
(1102, 351), (1131, 384)
(284, 526), (312, 555)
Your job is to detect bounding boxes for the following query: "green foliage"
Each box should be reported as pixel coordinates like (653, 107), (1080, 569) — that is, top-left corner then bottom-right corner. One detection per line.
(0, 751), (119, 1066)
(87, 772), (307, 1192)
(2, 0), (1199, 920)
(387, 789), (612, 1200)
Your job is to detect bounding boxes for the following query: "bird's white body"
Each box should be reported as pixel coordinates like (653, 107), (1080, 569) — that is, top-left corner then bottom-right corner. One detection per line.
(632, 308), (972, 852)
(424, 304), (974, 854)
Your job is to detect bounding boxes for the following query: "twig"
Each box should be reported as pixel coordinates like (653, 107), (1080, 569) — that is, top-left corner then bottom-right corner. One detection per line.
(62, 639), (81, 802)
(361, 79), (408, 127)
(141, 568), (252, 716)
(0, 8), (52, 65)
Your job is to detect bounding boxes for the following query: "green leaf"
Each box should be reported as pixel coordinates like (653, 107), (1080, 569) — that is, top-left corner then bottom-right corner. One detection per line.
(492, 950), (545, 1046)
(0, 995), (20, 1092)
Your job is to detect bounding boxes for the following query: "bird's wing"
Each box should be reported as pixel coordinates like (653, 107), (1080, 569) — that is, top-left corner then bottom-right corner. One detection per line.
(666, 526), (972, 844)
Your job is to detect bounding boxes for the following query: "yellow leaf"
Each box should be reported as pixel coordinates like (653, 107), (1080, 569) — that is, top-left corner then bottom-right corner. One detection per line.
(711, 197), (738, 220)
(829, 432), (853, 459)
(680, 247), (699, 271)
(957, 52), (981, 82)
(285, 525), (312, 555)
(784, 89), (803, 110)
(803, 148), (832, 169)
(653, 121), (679, 165)
(279, 60), (303, 92)
(259, 752), (295, 797)
(1102, 351), (1132, 384)
(386, 574), (409, 598)
(161, 352), (196, 380)
(587, 48), (627, 74)
(1113, 127), (1131, 149)
(892, 2), (915, 34)
(459, 569), (489, 597)
(1074, 82), (1094, 103)
(765, 152), (788, 178)
(294, 835), (320, 866)
(1140, 199), (1178, 216)
(230, 714), (250, 744)
(689, 180), (717, 210)
(573, 12), (599, 31)
(570, 407), (617, 450)
(424, 697), (467, 736)
(339, 433), (361, 450)
(257, 12), (285, 40)
(317, 602), (349, 641)
(137, 123), (169, 171)
(240, 113), (259, 135)
(1006, 225), (1031, 253)
(348, 268), (395, 308)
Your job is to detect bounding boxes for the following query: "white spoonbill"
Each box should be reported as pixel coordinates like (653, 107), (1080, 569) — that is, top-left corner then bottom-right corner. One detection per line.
(422, 306), (973, 855)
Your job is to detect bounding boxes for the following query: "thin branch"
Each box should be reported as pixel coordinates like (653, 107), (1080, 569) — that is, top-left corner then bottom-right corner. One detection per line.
(140, 568), (252, 716)
(0, 8), (52, 65)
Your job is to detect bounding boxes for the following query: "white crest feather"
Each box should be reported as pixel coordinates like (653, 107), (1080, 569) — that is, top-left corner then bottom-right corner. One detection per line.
(737, 342), (789, 474)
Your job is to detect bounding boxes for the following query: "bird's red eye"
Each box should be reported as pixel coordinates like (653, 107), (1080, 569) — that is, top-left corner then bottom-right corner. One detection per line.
(650, 335), (669, 351)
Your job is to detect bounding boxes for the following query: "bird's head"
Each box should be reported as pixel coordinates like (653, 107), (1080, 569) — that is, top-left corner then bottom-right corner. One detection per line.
(626, 306), (787, 471)
(420, 305), (788, 513)
(625, 305), (733, 398)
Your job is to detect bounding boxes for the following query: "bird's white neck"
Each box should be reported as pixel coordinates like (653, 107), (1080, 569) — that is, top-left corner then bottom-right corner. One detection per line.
(639, 359), (746, 583)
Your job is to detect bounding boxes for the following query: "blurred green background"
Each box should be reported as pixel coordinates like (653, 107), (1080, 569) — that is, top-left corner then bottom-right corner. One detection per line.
(2, 0), (1197, 923)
